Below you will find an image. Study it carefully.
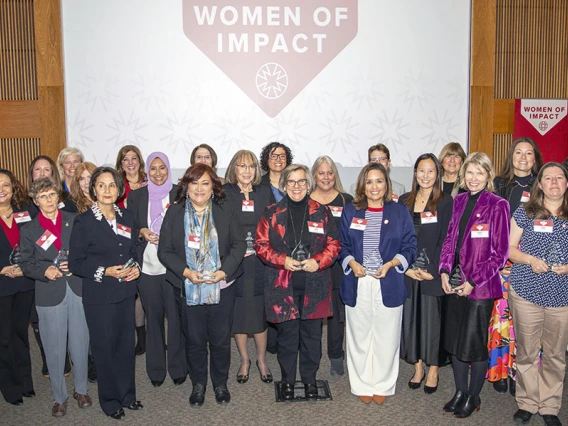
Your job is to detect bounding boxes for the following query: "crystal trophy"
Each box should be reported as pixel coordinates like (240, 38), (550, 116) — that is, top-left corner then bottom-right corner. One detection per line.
(291, 242), (310, 262)
(411, 248), (430, 270)
(149, 214), (164, 238)
(245, 231), (256, 256)
(9, 243), (21, 265)
(543, 240), (565, 269)
(53, 248), (71, 276)
(449, 264), (464, 289)
(363, 249), (383, 276)
(197, 247), (217, 281)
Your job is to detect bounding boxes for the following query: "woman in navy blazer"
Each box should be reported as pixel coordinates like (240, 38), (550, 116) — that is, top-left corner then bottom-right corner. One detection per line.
(339, 163), (416, 405)
(69, 167), (142, 420)
(0, 169), (36, 406)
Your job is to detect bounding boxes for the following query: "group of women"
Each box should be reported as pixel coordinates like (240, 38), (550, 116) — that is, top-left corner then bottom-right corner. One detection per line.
(0, 139), (566, 425)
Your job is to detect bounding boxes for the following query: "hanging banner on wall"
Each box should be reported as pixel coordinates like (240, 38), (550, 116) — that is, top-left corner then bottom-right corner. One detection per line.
(514, 99), (568, 163)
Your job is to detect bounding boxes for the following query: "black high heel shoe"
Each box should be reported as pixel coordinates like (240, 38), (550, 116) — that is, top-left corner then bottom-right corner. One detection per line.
(236, 360), (251, 384)
(408, 368), (425, 389)
(256, 361), (273, 383)
(424, 376), (439, 394)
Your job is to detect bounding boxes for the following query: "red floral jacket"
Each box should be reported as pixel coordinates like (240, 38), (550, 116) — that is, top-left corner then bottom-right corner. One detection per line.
(255, 198), (340, 323)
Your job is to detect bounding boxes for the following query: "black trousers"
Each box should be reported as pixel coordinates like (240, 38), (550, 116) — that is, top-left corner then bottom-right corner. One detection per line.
(275, 316), (323, 385)
(138, 273), (186, 381)
(84, 296), (136, 415)
(0, 290), (34, 403)
(176, 283), (237, 389)
(327, 288), (345, 359)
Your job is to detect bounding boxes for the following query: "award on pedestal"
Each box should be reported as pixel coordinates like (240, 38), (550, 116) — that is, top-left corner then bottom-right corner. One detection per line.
(543, 240), (566, 269)
(53, 248), (71, 276)
(411, 248), (430, 270)
(245, 231), (256, 256)
(9, 243), (21, 265)
(449, 264), (464, 289)
(291, 242), (310, 262)
(197, 247), (216, 281)
(363, 249), (383, 276)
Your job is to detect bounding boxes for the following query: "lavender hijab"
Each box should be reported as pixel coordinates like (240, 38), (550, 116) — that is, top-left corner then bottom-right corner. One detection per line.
(146, 152), (172, 235)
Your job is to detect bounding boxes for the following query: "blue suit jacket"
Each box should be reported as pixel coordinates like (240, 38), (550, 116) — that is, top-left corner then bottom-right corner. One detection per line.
(338, 201), (417, 308)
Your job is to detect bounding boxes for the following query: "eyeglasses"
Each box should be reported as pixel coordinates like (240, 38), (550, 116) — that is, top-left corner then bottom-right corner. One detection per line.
(236, 164), (254, 171)
(370, 157), (389, 163)
(286, 179), (308, 188)
(269, 154), (286, 160)
(195, 155), (212, 162)
(37, 192), (58, 201)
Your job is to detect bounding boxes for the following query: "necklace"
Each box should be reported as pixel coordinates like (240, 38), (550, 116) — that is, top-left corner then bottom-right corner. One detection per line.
(289, 204), (308, 253)
(0, 210), (13, 219)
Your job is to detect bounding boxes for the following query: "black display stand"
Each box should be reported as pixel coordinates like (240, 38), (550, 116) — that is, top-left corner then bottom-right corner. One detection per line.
(274, 380), (332, 402)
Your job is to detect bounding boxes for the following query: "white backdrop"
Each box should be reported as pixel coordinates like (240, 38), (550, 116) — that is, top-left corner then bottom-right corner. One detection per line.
(61, 0), (470, 176)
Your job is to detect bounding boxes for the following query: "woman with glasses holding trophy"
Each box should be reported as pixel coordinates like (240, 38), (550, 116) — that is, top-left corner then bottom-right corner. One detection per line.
(255, 164), (340, 401)
(68, 167), (142, 420)
(507, 162), (568, 426)
(399, 154), (453, 395)
(339, 162), (416, 405)
(438, 152), (510, 419)
(127, 152), (187, 388)
(158, 163), (245, 407)
(20, 178), (90, 417)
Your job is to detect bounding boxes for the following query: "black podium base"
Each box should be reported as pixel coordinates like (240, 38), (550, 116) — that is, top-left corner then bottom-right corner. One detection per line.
(274, 380), (332, 402)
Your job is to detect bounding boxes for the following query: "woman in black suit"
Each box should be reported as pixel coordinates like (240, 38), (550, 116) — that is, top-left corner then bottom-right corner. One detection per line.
(399, 154), (453, 394)
(127, 152), (186, 387)
(69, 167), (142, 420)
(223, 150), (274, 384)
(0, 169), (35, 406)
(158, 164), (245, 407)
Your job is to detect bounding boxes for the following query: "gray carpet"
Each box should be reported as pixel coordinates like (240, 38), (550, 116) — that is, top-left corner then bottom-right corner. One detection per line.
(0, 324), (566, 426)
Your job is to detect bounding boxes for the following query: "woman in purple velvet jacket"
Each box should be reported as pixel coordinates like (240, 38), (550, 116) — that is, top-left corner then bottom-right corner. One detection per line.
(438, 152), (510, 419)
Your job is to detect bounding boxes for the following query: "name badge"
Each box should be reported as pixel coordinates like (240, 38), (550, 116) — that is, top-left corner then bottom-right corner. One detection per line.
(350, 218), (368, 231)
(36, 230), (57, 251)
(308, 221), (324, 234)
(57, 202), (65, 209)
(117, 224), (131, 239)
(242, 200), (254, 212)
(520, 191), (530, 203)
(188, 235), (201, 249)
(330, 206), (343, 217)
(392, 194), (399, 203)
(471, 224), (489, 238)
(420, 211), (437, 224)
(533, 219), (553, 233)
(14, 211), (31, 224)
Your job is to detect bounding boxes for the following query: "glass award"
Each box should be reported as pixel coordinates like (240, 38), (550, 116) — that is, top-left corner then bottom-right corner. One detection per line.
(543, 240), (565, 269)
(411, 248), (430, 270)
(449, 264), (464, 289)
(9, 243), (21, 265)
(53, 248), (71, 276)
(291, 242), (310, 262)
(245, 231), (256, 255)
(197, 247), (217, 281)
(149, 214), (164, 238)
(363, 248), (383, 276)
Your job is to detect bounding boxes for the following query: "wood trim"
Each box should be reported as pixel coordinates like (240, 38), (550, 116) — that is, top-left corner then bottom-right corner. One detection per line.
(0, 101), (40, 137)
(493, 98), (515, 133)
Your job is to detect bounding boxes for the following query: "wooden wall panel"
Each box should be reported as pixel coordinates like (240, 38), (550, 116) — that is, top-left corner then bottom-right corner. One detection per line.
(492, 134), (513, 175)
(0, 137), (40, 184)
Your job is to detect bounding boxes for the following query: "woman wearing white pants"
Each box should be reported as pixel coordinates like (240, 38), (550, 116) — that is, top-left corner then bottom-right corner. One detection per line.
(339, 163), (416, 404)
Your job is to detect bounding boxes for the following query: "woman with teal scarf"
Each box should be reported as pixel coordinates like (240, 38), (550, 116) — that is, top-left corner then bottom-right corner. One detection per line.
(158, 164), (245, 408)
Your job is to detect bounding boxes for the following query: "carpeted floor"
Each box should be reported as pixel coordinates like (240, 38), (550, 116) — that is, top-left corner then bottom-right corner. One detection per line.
(0, 324), (566, 426)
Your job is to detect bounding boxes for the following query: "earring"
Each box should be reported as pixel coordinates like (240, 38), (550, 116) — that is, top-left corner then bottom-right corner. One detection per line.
(211, 193), (214, 199)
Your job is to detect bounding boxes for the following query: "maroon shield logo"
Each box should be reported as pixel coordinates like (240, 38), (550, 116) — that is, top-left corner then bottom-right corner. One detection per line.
(183, 1), (358, 117)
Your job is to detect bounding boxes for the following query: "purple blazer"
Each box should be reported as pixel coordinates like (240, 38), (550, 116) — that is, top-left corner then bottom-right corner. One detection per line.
(439, 191), (510, 300)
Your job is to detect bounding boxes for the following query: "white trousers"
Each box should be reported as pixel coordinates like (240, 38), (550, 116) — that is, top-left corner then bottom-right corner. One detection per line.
(345, 275), (403, 396)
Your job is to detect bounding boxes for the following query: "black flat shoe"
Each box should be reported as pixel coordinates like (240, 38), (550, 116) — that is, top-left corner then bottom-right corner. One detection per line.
(408, 368), (425, 390)
(493, 378), (508, 393)
(189, 383), (205, 407)
(509, 377), (516, 397)
(214, 386), (231, 405)
(305, 383), (318, 399)
(453, 394), (481, 419)
(542, 415), (562, 426)
(281, 382), (294, 401)
(512, 409), (533, 424)
(22, 391), (35, 398)
(256, 361), (273, 383)
(151, 380), (164, 388)
(108, 408), (125, 420)
(9, 399), (24, 406)
(424, 376), (439, 394)
(126, 401), (143, 410)
(173, 376), (186, 386)
(236, 360), (251, 384)
(443, 390), (465, 413)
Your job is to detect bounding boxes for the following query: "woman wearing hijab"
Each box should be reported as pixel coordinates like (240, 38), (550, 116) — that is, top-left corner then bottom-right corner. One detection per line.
(127, 152), (187, 387)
